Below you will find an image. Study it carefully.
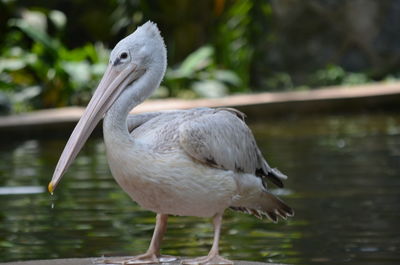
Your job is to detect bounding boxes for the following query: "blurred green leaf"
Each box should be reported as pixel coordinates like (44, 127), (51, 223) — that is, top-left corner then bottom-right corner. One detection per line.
(62, 61), (91, 86)
(170, 46), (214, 78)
(192, 80), (228, 98)
(48, 10), (67, 30)
(214, 70), (241, 86)
(164, 44), (243, 98)
(0, 58), (27, 72)
(12, 85), (41, 102)
(8, 18), (59, 53)
(310, 65), (371, 87)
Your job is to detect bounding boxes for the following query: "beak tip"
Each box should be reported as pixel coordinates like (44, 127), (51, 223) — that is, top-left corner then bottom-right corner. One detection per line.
(48, 181), (54, 194)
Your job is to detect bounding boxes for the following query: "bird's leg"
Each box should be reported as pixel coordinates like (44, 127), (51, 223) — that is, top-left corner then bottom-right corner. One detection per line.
(181, 213), (233, 265)
(101, 213), (176, 264)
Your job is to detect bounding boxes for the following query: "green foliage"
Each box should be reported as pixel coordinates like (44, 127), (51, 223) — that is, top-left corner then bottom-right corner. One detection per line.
(262, 66), (372, 91)
(0, 4), (248, 113)
(263, 72), (295, 91)
(0, 9), (108, 113)
(214, 0), (253, 91)
(309, 65), (371, 87)
(0, 1), (383, 114)
(162, 46), (241, 99)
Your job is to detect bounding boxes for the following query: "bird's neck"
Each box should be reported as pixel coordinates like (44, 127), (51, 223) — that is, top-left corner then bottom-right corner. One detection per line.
(103, 63), (165, 144)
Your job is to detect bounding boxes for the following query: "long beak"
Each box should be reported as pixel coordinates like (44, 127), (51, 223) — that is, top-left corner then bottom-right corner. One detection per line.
(48, 63), (138, 193)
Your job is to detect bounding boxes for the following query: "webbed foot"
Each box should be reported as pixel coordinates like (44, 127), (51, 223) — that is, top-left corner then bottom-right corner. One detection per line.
(97, 253), (177, 264)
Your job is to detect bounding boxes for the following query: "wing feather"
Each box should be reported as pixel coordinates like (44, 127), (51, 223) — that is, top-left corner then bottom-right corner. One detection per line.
(179, 109), (258, 172)
(178, 108), (286, 187)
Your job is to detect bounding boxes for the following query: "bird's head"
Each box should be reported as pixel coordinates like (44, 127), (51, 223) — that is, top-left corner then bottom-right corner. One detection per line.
(48, 21), (166, 193)
(110, 21), (166, 74)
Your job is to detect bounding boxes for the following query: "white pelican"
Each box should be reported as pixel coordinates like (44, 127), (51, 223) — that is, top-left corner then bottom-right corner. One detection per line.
(48, 21), (293, 265)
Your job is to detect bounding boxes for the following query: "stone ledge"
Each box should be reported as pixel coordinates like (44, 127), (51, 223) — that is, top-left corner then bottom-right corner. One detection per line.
(1, 81), (400, 138)
(0, 257), (283, 265)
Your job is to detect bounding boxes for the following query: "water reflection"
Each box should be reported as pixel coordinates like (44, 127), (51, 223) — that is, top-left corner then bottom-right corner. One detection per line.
(0, 186), (44, 195)
(0, 113), (399, 264)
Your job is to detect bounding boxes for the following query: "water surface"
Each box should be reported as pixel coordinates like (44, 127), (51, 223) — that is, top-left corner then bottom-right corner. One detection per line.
(0, 113), (399, 264)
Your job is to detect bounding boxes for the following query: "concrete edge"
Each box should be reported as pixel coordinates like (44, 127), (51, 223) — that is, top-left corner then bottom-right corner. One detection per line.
(0, 81), (399, 138)
(0, 257), (282, 265)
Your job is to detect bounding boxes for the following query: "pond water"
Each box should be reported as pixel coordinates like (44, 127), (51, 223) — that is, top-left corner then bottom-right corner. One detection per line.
(0, 113), (399, 265)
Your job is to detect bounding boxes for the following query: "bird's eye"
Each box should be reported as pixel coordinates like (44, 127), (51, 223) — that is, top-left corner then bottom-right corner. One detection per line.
(120, 52), (128, 59)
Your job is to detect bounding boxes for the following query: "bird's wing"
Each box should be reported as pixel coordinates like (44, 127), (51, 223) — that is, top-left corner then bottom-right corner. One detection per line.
(178, 108), (287, 187)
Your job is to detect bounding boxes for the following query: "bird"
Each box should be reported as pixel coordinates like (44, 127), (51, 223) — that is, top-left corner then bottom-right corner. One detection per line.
(48, 21), (294, 265)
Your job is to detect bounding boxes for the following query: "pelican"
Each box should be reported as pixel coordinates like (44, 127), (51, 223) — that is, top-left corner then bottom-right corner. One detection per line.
(48, 21), (293, 265)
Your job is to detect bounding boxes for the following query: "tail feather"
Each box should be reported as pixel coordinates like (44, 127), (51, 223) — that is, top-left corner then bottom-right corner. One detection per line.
(230, 191), (294, 222)
(256, 157), (287, 188)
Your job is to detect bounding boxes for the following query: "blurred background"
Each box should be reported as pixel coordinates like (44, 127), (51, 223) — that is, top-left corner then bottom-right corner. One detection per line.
(1, 1), (400, 265)
(2, 0), (400, 113)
